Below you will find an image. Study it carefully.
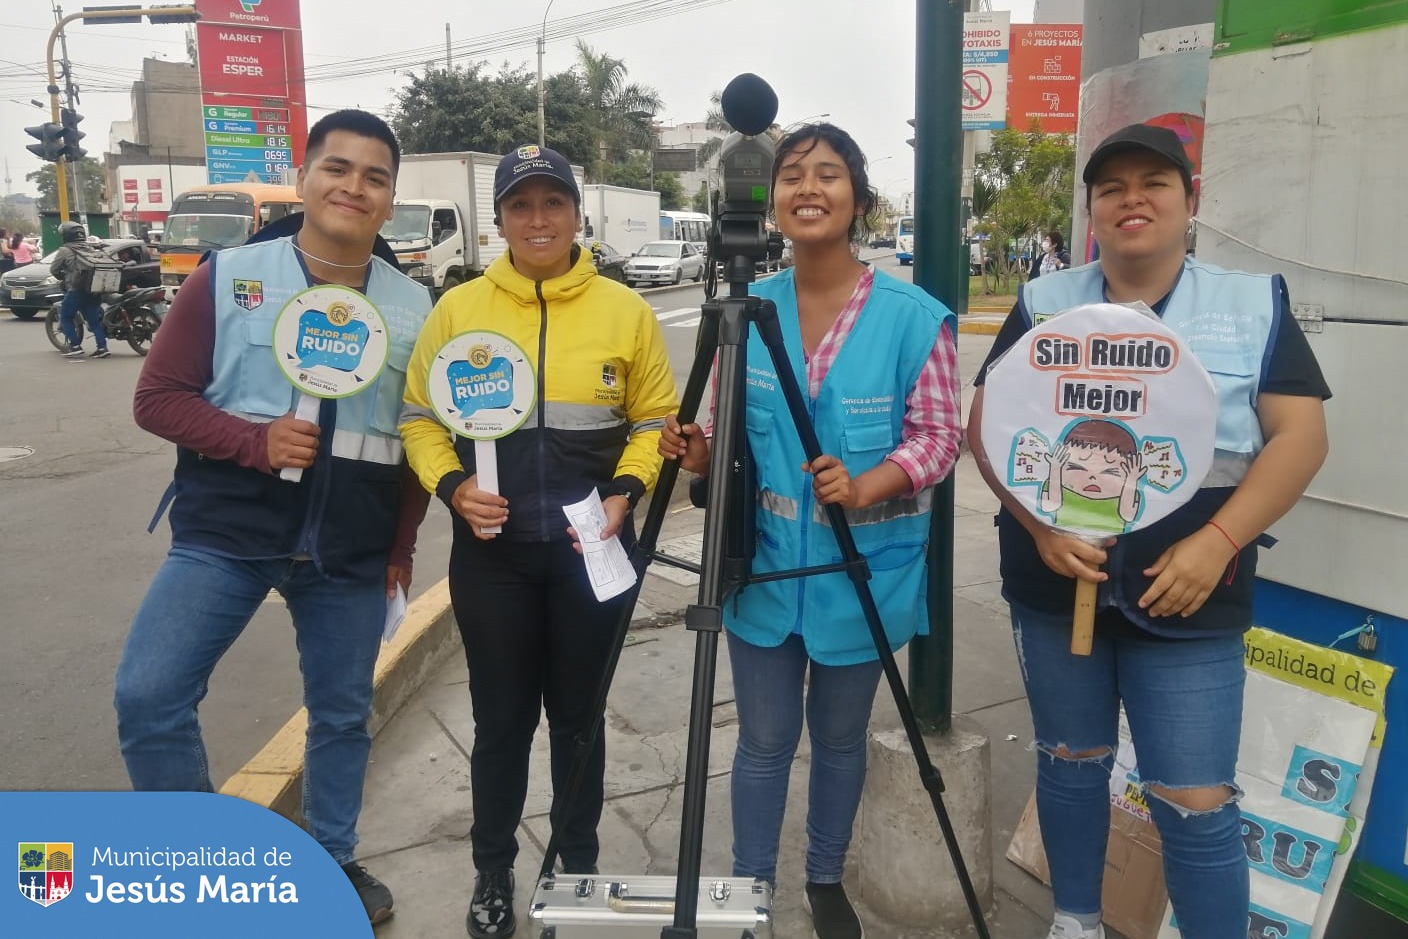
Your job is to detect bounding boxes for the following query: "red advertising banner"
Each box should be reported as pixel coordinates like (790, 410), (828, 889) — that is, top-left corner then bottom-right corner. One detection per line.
(123, 179), (138, 191)
(124, 192), (140, 204)
(196, 0), (301, 29)
(1007, 24), (1083, 135)
(195, 0), (307, 178)
(196, 23), (289, 98)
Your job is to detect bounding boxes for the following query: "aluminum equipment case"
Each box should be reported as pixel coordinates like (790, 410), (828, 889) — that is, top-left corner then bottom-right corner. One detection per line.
(528, 874), (773, 937)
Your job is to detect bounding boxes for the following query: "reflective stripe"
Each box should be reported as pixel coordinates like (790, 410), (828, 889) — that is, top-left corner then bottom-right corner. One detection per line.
(399, 403), (440, 425)
(331, 428), (402, 465)
(1204, 451), (1253, 488)
(816, 487), (933, 527)
(632, 416), (667, 434)
(759, 488), (798, 520)
(544, 401), (626, 431)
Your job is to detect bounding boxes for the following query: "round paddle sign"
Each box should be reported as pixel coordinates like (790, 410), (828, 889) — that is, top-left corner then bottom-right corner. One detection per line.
(980, 302), (1218, 540)
(426, 330), (536, 440)
(271, 285), (390, 398)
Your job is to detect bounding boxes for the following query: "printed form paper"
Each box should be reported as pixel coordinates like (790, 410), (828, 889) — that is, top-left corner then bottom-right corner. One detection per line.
(562, 490), (638, 602)
(383, 583), (407, 642)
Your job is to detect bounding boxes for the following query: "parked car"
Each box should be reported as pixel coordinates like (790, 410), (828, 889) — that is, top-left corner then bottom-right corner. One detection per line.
(2, 238), (161, 320)
(623, 240), (707, 287)
(589, 241), (628, 283)
(870, 234), (896, 248)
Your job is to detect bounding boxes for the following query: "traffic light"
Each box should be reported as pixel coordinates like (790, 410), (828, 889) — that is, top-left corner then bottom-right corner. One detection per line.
(25, 122), (65, 162)
(60, 108), (87, 162)
(906, 118), (916, 149)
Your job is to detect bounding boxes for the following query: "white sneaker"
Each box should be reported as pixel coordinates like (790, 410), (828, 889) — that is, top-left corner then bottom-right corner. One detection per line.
(1046, 912), (1104, 939)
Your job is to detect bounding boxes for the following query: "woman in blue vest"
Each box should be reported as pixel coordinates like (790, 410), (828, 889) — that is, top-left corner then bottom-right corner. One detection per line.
(968, 124), (1331, 939)
(659, 123), (962, 939)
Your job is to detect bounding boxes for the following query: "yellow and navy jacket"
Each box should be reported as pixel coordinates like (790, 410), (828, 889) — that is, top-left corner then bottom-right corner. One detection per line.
(400, 246), (678, 541)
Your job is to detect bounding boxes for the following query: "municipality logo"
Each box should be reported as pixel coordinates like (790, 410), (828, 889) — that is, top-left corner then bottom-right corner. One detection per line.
(234, 279), (264, 310)
(601, 363), (618, 387)
(18, 842), (74, 907)
(516, 145), (541, 160)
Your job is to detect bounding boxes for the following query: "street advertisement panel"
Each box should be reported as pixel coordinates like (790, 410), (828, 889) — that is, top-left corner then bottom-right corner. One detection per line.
(195, 0), (307, 183)
(1007, 24), (1082, 135)
(962, 11), (1009, 131)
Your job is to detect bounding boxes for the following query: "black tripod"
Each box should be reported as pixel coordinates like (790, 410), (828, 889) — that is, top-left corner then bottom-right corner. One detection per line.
(539, 263), (991, 939)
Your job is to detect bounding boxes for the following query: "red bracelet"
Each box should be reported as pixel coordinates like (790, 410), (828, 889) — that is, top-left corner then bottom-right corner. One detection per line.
(1206, 520), (1241, 552)
(1207, 520), (1241, 585)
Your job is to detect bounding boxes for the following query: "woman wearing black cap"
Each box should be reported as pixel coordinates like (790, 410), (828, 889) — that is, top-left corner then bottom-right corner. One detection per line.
(400, 145), (679, 939)
(967, 123), (1331, 939)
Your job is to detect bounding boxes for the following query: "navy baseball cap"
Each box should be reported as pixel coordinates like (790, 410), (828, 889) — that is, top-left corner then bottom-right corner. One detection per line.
(493, 145), (580, 203)
(1083, 123), (1194, 190)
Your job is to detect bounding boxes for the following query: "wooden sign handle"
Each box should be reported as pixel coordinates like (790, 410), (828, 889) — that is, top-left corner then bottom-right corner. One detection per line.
(1072, 577), (1097, 655)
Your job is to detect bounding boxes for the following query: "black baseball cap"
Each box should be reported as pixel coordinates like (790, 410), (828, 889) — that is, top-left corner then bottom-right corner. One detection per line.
(1082, 123), (1194, 189)
(493, 145), (580, 203)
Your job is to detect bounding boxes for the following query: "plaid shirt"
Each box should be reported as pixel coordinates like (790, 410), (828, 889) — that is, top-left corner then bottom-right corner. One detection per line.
(708, 265), (962, 494)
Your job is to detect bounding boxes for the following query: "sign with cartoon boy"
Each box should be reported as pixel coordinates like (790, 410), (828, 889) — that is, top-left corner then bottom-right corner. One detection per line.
(271, 284), (390, 481)
(426, 330), (536, 534)
(980, 302), (1217, 652)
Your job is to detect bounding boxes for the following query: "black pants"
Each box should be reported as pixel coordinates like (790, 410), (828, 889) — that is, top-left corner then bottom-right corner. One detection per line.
(449, 533), (633, 873)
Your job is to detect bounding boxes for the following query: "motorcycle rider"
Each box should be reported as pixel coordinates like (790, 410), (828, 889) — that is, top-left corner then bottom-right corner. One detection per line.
(49, 221), (111, 359)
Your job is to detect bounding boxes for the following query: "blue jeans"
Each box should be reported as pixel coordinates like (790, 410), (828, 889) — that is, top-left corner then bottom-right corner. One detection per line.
(1010, 603), (1249, 939)
(727, 631), (884, 885)
(60, 290), (106, 350)
(114, 546), (385, 865)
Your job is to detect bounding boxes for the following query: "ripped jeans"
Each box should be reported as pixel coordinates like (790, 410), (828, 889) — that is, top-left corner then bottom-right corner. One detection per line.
(1010, 602), (1249, 939)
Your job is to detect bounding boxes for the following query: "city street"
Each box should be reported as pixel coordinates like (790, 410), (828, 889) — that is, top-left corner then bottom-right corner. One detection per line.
(0, 250), (920, 794)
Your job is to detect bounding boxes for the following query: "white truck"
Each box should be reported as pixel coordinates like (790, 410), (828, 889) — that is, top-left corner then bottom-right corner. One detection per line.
(581, 184), (660, 257)
(380, 151), (587, 296)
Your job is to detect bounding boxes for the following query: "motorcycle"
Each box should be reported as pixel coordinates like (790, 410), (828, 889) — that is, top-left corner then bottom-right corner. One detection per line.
(46, 286), (169, 356)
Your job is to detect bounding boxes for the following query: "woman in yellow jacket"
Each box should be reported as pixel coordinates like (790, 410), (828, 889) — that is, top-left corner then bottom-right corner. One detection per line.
(400, 145), (678, 939)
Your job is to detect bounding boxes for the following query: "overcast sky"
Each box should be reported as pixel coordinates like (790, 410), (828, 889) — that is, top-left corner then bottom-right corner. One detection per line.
(1, 0), (1037, 210)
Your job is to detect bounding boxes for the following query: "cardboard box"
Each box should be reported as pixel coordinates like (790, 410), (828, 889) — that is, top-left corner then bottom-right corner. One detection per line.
(1006, 789), (1170, 939)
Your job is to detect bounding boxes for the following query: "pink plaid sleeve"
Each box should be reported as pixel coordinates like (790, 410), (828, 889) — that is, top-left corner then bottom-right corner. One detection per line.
(885, 319), (962, 493)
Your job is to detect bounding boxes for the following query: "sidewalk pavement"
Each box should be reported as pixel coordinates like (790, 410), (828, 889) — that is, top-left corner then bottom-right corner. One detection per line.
(227, 323), (1131, 938)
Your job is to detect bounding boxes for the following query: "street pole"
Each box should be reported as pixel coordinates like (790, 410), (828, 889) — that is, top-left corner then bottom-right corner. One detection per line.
(909, 0), (965, 734)
(55, 7), (84, 220)
(43, 5), (199, 223)
(536, 0), (556, 147)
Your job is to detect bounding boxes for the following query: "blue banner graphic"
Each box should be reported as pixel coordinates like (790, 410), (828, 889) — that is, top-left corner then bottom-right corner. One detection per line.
(2, 792), (371, 938)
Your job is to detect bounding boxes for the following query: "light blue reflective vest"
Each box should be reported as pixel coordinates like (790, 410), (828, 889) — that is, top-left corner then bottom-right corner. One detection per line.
(1022, 256), (1278, 487)
(728, 269), (953, 666)
(1006, 256), (1280, 636)
(165, 237), (431, 579)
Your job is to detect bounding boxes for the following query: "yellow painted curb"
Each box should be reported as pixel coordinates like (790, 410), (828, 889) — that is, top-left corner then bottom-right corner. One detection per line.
(219, 577), (459, 821)
(957, 321), (1004, 336)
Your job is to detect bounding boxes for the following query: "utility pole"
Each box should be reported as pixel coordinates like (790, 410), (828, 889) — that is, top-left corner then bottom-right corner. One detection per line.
(54, 5), (84, 220)
(536, 0), (556, 147)
(909, 0), (965, 734)
(445, 23), (452, 70)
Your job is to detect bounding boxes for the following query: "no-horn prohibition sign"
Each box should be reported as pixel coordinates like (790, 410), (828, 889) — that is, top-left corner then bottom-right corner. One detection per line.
(962, 69), (993, 111)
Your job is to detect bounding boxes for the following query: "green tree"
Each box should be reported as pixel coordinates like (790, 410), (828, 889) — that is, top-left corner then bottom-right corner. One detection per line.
(572, 40), (661, 183)
(390, 63), (595, 165)
(692, 181), (710, 213)
(595, 152), (686, 209)
(26, 158), (106, 213)
(972, 124), (1074, 293)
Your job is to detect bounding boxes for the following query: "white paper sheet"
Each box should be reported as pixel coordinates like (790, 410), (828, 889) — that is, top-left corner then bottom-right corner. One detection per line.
(561, 490), (637, 602)
(382, 583), (407, 642)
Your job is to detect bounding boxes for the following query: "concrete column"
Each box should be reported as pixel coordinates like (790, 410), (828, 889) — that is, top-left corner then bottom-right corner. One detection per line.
(856, 715), (992, 928)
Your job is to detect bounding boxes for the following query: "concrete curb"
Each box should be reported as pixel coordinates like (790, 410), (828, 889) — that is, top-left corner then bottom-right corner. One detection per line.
(219, 578), (460, 821)
(958, 320), (1003, 336)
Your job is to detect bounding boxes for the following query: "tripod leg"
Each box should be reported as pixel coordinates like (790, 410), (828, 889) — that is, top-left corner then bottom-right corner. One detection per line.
(751, 300), (992, 939)
(536, 307), (722, 880)
(667, 297), (752, 936)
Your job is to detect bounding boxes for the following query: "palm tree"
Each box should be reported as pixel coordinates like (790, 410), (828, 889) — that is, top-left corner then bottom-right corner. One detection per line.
(573, 39), (662, 183)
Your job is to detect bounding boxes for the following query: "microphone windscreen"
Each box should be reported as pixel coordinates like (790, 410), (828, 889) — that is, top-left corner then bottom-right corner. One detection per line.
(720, 74), (779, 137)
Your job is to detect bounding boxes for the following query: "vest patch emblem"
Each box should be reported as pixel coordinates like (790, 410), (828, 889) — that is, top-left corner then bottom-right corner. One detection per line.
(601, 363), (617, 387)
(233, 279), (264, 311)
